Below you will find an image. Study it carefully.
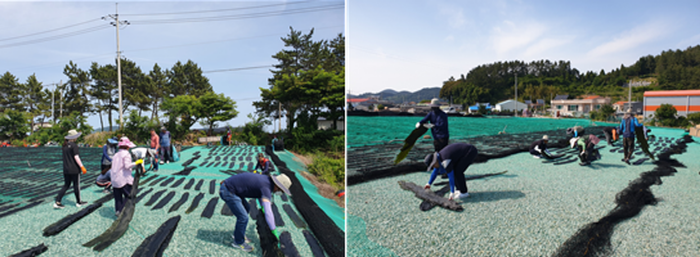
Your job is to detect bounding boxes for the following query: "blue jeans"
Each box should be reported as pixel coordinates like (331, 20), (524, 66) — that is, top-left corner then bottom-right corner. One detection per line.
(219, 184), (250, 245)
(150, 147), (159, 170)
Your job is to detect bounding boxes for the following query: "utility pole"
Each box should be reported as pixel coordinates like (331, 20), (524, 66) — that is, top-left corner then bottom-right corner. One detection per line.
(627, 80), (632, 112)
(104, 3), (129, 129)
(59, 80), (63, 119)
(514, 74), (518, 117)
(51, 85), (54, 123)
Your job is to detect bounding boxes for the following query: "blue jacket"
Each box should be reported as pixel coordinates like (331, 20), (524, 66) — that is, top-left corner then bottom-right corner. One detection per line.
(160, 131), (171, 146)
(619, 116), (642, 138)
(420, 109), (449, 139)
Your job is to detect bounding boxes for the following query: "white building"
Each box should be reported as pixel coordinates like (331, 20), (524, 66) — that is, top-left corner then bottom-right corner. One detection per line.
(317, 116), (345, 131)
(494, 99), (527, 112)
(550, 95), (611, 117)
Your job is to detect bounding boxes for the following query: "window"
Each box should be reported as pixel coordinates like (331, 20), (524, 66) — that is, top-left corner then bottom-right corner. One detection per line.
(556, 105), (563, 109)
(568, 105), (578, 111)
(595, 104), (601, 110)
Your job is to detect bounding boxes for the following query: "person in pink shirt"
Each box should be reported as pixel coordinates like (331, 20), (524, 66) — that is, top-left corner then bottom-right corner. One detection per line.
(110, 137), (143, 216)
(150, 129), (160, 171)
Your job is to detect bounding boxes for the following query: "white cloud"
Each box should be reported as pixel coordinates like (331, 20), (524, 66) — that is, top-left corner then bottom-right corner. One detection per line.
(490, 20), (547, 55)
(523, 37), (574, 57)
(587, 21), (669, 57)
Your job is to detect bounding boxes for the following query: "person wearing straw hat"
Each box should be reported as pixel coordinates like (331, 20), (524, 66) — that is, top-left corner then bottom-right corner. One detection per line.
(417, 98), (449, 152)
(110, 137), (143, 216)
(529, 135), (554, 159)
(618, 109), (643, 165)
(423, 142), (477, 200)
(54, 129), (88, 209)
(219, 172), (292, 252)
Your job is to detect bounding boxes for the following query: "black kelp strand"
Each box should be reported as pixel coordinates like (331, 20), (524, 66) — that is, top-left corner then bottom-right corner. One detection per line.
(209, 179), (216, 195)
(185, 193), (205, 214)
(168, 192), (190, 213)
(135, 188), (154, 204)
(131, 215), (181, 257)
(282, 204), (306, 228)
(221, 203), (234, 216)
(183, 178), (195, 190)
(159, 177), (175, 187)
(0, 200), (45, 219)
(152, 191), (176, 210)
(249, 199), (260, 220)
(43, 202), (103, 236)
(256, 209), (284, 257)
(170, 178), (185, 188)
(271, 202), (285, 226)
(194, 179), (204, 191)
(144, 189), (167, 207)
(8, 243), (48, 257)
(279, 231), (301, 257)
(200, 197), (219, 218)
(148, 177), (167, 187)
(302, 230), (326, 257)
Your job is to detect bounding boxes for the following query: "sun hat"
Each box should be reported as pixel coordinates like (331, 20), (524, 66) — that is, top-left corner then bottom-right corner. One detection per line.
(270, 174), (292, 196)
(424, 152), (440, 171)
(65, 129), (82, 140)
(429, 98), (441, 107)
(107, 137), (118, 144)
(160, 126), (166, 131)
(118, 137), (136, 148)
(543, 135), (549, 141)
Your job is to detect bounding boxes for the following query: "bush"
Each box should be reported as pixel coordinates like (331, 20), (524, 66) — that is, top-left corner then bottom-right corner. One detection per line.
(116, 110), (158, 144)
(287, 127), (343, 154)
(687, 112), (700, 125)
(307, 153), (344, 190)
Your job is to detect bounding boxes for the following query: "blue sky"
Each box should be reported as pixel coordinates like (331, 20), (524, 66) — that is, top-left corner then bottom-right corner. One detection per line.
(0, 0), (344, 132)
(347, 0), (700, 95)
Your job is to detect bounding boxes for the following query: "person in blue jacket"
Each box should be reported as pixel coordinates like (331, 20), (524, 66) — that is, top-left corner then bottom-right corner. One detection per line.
(619, 109), (643, 165)
(159, 126), (171, 164)
(423, 143), (478, 201)
(417, 98), (449, 152)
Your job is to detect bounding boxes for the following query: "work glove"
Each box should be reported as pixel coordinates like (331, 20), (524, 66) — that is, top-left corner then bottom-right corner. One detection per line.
(272, 229), (280, 241)
(423, 123), (435, 129)
(80, 166), (87, 174)
(424, 184), (431, 190)
(134, 159), (144, 165)
(416, 122), (422, 129)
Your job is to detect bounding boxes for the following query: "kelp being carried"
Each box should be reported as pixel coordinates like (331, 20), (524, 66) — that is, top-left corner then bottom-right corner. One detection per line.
(635, 126), (654, 160)
(255, 208), (284, 257)
(398, 181), (463, 211)
(394, 126), (429, 164)
(131, 215), (181, 257)
(43, 202), (103, 236)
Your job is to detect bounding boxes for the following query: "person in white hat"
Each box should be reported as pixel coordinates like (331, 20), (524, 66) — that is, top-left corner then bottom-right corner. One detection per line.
(529, 135), (554, 159)
(54, 129), (88, 209)
(416, 98), (449, 152)
(219, 172), (292, 252)
(110, 137), (143, 216)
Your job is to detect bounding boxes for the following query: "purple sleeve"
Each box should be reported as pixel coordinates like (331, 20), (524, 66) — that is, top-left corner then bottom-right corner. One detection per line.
(262, 200), (276, 231)
(419, 112), (432, 124)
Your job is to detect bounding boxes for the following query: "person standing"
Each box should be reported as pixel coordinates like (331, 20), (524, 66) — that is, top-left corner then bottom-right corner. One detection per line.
(423, 143), (478, 200)
(150, 129), (160, 171)
(619, 109), (643, 165)
(159, 126), (171, 164)
(219, 173), (293, 252)
(417, 98), (449, 152)
(54, 129), (88, 208)
(110, 137), (142, 216)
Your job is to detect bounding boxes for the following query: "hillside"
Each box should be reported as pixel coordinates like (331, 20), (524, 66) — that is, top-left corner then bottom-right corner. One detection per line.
(349, 87), (442, 104)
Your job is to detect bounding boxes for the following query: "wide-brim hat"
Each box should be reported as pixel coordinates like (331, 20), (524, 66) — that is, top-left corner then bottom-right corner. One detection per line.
(429, 98), (441, 107)
(107, 138), (118, 144)
(424, 152), (439, 171)
(271, 174), (292, 196)
(118, 137), (137, 148)
(543, 135), (549, 141)
(160, 126), (166, 131)
(65, 129), (82, 140)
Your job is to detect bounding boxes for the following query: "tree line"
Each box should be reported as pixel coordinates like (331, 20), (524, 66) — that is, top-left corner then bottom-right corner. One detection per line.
(440, 44), (700, 106)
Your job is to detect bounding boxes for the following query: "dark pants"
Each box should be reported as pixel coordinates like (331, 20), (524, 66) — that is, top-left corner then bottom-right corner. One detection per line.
(113, 184), (132, 213)
(452, 146), (478, 193)
(220, 184), (251, 245)
(56, 173), (81, 203)
(161, 145), (171, 162)
(623, 137), (635, 160)
(603, 130), (614, 146)
(434, 137), (449, 152)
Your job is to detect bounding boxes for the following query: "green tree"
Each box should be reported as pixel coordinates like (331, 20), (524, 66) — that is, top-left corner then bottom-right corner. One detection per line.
(654, 104), (678, 127)
(166, 60), (212, 98)
(0, 72), (24, 112)
(161, 94), (201, 140)
(239, 113), (271, 145)
(198, 92), (239, 135)
(89, 62), (118, 132)
(118, 110), (157, 143)
(0, 110), (30, 140)
(22, 74), (47, 133)
(147, 63), (168, 121)
(119, 58), (151, 116)
(62, 61), (93, 118)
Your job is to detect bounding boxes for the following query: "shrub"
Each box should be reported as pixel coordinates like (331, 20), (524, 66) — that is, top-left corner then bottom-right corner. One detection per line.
(307, 153), (344, 190)
(687, 112), (700, 125)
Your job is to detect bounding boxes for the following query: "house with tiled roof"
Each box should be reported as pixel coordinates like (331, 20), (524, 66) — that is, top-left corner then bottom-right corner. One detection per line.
(550, 95), (611, 117)
(612, 101), (643, 114)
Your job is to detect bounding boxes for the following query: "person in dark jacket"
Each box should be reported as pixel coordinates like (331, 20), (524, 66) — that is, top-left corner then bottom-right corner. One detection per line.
(417, 98), (449, 152)
(529, 135), (553, 159)
(618, 109), (643, 165)
(423, 143), (478, 201)
(254, 153), (271, 175)
(159, 126), (171, 164)
(602, 127), (618, 146)
(220, 173), (292, 252)
(54, 129), (88, 209)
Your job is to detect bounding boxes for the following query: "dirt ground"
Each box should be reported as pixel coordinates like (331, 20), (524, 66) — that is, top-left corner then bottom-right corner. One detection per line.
(292, 152), (345, 208)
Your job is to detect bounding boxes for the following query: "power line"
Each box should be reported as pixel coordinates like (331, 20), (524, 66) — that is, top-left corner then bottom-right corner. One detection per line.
(0, 18), (103, 42)
(203, 65), (271, 73)
(120, 1), (317, 16)
(128, 4), (343, 25)
(0, 24), (110, 49)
